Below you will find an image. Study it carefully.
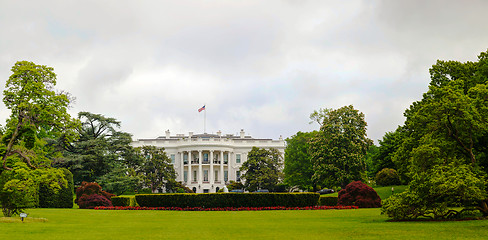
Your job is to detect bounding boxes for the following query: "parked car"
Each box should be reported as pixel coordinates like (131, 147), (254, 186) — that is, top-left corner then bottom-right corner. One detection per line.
(254, 189), (269, 193)
(230, 189), (244, 193)
(317, 188), (334, 195)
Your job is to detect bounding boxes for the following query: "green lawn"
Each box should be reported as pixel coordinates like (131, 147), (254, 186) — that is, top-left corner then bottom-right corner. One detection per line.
(1, 208), (487, 239)
(326, 185), (408, 200)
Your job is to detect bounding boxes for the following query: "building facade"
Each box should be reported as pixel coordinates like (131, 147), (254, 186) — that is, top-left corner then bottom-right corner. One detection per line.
(132, 129), (285, 193)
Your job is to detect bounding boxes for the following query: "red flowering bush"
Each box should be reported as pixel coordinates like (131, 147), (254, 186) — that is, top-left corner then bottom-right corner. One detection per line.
(338, 181), (381, 208)
(76, 182), (115, 209)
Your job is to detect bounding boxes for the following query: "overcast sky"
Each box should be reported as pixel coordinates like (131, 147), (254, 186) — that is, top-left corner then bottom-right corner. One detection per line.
(1, 0), (487, 143)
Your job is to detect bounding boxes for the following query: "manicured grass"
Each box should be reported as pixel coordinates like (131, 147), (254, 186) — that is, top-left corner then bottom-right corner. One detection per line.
(374, 185), (408, 200)
(1, 208), (487, 239)
(325, 185), (408, 201)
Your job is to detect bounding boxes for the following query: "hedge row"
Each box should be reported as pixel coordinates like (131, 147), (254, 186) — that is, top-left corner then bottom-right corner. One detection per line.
(112, 196), (138, 207)
(135, 193), (319, 208)
(318, 196), (338, 206)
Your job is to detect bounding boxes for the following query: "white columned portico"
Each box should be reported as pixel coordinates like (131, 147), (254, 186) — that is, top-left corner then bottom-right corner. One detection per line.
(180, 152), (184, 182)
(227, 152), (231, 183)
(198, 150), (203, 185)
(220, 151), (224, 184)
(187, 151), (192, 185)
(210, 150), (214, 184)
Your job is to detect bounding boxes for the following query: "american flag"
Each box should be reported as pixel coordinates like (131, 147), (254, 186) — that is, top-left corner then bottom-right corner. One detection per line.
(198, 105), (205, 112)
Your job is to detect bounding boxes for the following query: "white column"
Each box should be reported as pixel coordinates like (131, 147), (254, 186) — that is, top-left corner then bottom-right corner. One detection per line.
(227, 152), (231, 182)
(210, 150), (214, 184)
(220, 151), (224, 184)
(187, 151), (192, 186)
(180, 152), (184, 182)
(198, 150), (203, 185)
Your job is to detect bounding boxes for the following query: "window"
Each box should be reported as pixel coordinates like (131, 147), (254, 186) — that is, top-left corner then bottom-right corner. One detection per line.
(183, 154), (188, 164)
(184, 171), (188, 182)
(170, 154), (175, 164)
(215, 170), (219, 181)
(236, 154), (241, 164)
(204, 170), (208, 182)
(224, 170), (228, 182)
(193, 170), (197, 182)
(204, 153), (209, 163)
(236, 171), (241, 182)
(224, 154), (228, 164)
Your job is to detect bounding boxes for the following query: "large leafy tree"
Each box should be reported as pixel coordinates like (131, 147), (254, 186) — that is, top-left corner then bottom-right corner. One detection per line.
(240, 147), (283, 192)
(0, 61), (78, 216)
(57, 112), (135, 185)
(137, 146), (176, 193)
(284, 131), (317, 191)
(310, 105), (372, 188)
(2, 61), (78, 170)
(383, 50), (488, 219)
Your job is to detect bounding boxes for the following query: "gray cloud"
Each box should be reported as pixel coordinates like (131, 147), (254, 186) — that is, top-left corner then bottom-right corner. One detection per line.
(1, 0), (487, 143)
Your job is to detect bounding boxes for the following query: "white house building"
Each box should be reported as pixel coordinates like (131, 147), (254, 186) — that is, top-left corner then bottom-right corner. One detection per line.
(132, 129), (285, 193)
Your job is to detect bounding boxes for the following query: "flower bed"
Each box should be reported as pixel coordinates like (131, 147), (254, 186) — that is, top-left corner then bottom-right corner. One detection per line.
(94, 205), (358, 211)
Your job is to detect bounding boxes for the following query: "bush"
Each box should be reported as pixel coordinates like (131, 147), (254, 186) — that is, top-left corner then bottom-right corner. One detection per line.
(375, 168), (401, 186)
(318, 196), (338, 206)
(338, 181), (381, 208)
(226, 181), (244, 191)
(382, 164), (487, 220)
(39, 168), (74, 208)
(75, 182), (114, 209)
(112, 196), (138, 207)
(0, 163), (39, 217)
(78, 194), (112, 209)
(136, 193), (319, 208)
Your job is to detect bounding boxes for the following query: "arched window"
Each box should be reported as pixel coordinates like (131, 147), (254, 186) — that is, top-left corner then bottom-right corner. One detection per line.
(216, 187), (220, 192)
(192, 187), (197, 193)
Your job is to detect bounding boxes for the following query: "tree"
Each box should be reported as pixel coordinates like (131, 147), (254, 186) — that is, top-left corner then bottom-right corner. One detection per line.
(310, 105), (372, 188)
(284, 131), (317, 191)
(137, 146), (176, 193)
(0, 61), (77, 216)
(372, 127), (405, 175)
(383, 50), (488, 219)
(240, 147), (283, 192)
(2, 61), (78, 170)
(57, 112), (135, 185)
(382, 163), (486, 220)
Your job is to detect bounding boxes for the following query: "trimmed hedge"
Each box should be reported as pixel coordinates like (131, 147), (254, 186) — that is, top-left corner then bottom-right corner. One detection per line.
(38, 168), (74, 208)
(318, 196), (338, 206)
(112, 196), (137, 207)
(136, 193), (319, 208)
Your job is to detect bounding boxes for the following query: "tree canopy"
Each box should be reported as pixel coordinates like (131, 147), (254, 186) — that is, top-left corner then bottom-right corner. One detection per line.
(382, 49), (488, 219)
(0, 61), (78, 216)
(310, 105), (372, 188)
(240, 147), (283, 192)
(284, 131), (317, 191)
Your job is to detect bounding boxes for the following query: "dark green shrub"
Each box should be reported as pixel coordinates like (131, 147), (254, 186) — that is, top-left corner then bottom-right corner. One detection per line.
(135, 193), (319, 208)
(375, 168), (401, 186)
(226, 181), (244, 191)
(39, 168), (74, 208)
(318, 196), (338, 206)
(112, 196), (137, 207)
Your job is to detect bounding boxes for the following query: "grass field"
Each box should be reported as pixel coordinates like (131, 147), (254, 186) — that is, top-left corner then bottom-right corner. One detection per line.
(1, 208), (487, 239)
(326, 185), (408, 200)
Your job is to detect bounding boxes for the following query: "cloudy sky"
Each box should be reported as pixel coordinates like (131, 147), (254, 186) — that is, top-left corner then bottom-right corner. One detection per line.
(1, 0), (487, 143)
